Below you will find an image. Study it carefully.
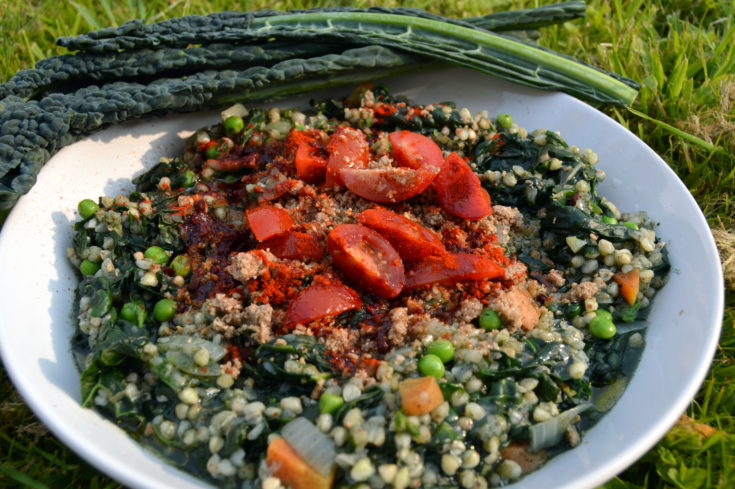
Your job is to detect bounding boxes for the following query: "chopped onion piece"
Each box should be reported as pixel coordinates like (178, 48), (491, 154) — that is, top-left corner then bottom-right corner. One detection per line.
(529, 403), (591, 452)
(281, 417), (336, 476)
(221, 103), (248, 121)
(156, 335), (227, 362)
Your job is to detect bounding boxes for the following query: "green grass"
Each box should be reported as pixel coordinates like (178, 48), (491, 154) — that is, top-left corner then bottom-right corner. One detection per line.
(1, 0), (733, 488)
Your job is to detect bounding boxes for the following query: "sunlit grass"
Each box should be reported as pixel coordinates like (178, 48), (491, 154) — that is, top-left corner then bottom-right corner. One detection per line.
(1, 0), (733, 487)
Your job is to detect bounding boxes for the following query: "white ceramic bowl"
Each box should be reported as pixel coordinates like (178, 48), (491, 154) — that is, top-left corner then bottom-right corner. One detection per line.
(0, 67), (724, 489)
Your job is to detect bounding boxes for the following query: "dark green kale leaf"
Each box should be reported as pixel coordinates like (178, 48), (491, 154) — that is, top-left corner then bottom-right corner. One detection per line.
(541, 202), (637, 242)
(332, 385), (384, 424)
(252, 335), (335, 392)
(478, 340), (589, 407)
(585, 330), (645, 387)
(79, 321), (151, 433)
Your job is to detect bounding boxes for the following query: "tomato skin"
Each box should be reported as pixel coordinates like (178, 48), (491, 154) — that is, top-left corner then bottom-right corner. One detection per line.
(434, 152), (492, 220)
(284, 281), (362, 328)
(246, 204), (295, 241)
(258, 231), (324, 261)
(289, 130), (328, 184)
(327, 224), (405, 298)
(357, 207), (445, 262)
(389, 131), (444, 173)
(325, 127), (369, 186)
(337, 130), (443, 203)
(339, 167), (436, 203)
(404, 252), (504, 290)
(295, 142), (327, 183)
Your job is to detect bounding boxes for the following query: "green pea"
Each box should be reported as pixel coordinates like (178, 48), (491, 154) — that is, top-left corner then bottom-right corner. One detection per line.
(144, 246), (169, 265)
(223, 115), (245, 134)
(427, 340), (455, 363)
(319, 393), (344, 415)
(589, 316), (616, 339)
(120, 302), (137, 322)
(602, 215), (618, 225)
(418, 354), (445, 379)
(181, 170), (197, 188)
(496, 113), (513, 129)
(171, 255), (191, 277)
(79, 259), (100, 276)
(622, 221), (639, 230)
(595, 309), (614, 322)
(77, 199), (99, 219)
(121, 301), (147, 326)
(153, 298), (177, 322)
(479, 308), (502, 330)
(204, 144), (222, 160)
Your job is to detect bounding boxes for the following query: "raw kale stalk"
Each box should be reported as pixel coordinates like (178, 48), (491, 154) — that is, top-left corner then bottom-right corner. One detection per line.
(0, 42), (345, 100)
(2, 3), (585, 101)
(467, 1), (586, 31)
(57, 10), (638, 107)
(0, 46), (423, 209)
(57, 5), (584, 50)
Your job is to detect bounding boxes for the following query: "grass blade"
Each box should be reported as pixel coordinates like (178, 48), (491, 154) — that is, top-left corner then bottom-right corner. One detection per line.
(627, 106), (723, 154)
(98, 0), (119, 26)
(0, 464), (50, 489)
(69, 1), (103, 30)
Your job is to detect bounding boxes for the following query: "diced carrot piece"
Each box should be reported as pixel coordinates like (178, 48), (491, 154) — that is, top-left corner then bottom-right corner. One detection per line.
(246, 204), (295, 242)
(613, 269), (640, 305)
(266, 437), (335, 489)
(398, 376), (444, 415)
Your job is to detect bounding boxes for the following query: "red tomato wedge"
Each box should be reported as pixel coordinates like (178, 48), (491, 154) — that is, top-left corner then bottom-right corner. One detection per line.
(284, 281), (362, 328)
(258, 232), (324, 262)
(357, 207), (445, 262)
(389, 131), (444, 173)
(340, 167), (437, 204)
(327, 224), (405, 298)
(289, 129), (328, 184)
(338, 130), (443, 203)
(246, 204), (295, 242)
(434, 152), (492, 220)
(295, 142), (327, 184)
(404, 252), (504, 290)
(325, 127), (369, 186)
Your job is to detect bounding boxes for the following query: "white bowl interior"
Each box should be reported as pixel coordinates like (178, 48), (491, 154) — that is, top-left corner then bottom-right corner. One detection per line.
(0, 67), (723, 489)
